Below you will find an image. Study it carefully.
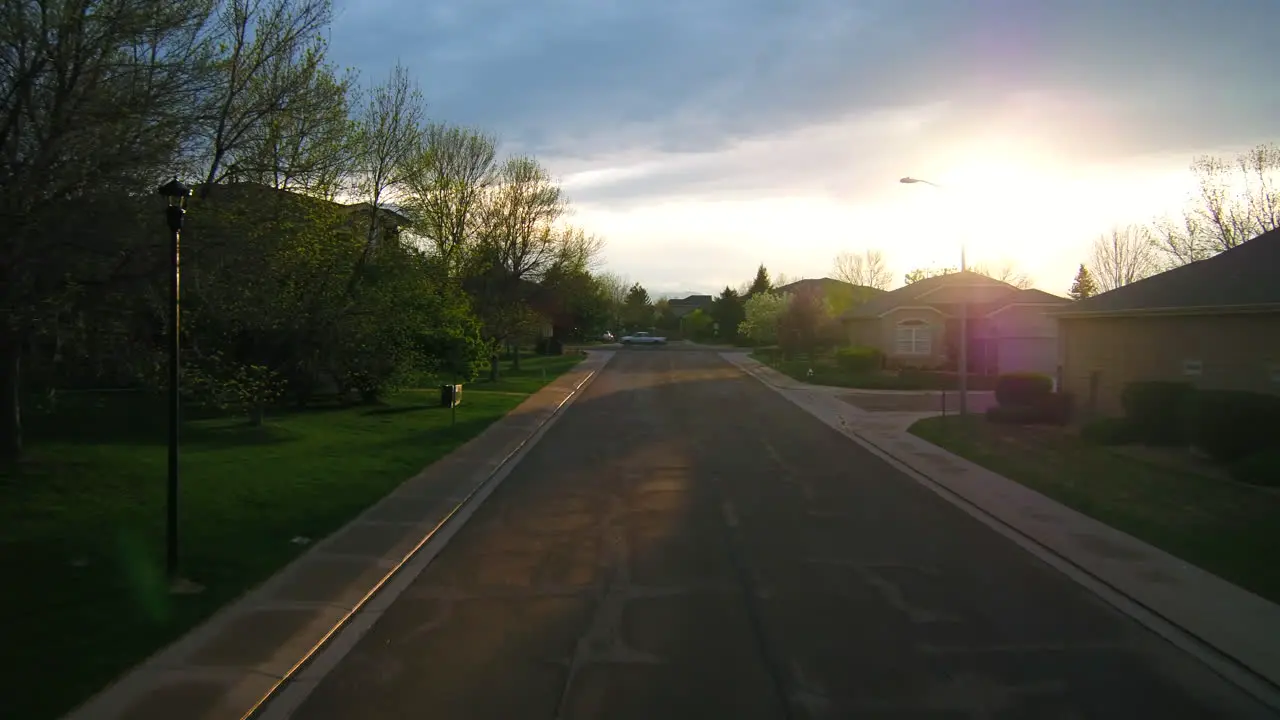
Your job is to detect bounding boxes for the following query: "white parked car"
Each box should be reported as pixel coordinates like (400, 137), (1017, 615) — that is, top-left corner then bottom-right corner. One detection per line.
(620, 331), (667, 345)
(600, 331), (615, 342)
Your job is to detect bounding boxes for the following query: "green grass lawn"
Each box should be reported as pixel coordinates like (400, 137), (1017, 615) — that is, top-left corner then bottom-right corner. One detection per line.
(0, 353), (583, 720)
(910, 415), (1280, 604)
(750, 350), (999, 391)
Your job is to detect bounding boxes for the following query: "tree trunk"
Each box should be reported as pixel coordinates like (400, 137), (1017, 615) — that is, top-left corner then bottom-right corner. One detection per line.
(0, 328), (22, 465)
(511, 345), (521, 370)
(249, 402), (265, 427)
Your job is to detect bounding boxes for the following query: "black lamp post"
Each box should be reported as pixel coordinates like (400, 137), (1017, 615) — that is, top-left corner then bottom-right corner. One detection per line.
(157, 177), (192, 589)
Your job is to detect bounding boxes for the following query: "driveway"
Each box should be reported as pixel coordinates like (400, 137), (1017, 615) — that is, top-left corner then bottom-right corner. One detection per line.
(839, 391), (998, 414)
(281, 349), (1269, 719)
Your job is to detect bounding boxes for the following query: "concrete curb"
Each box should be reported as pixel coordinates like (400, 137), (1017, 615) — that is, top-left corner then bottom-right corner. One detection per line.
(61, 352), (615, 720)
(721, 350), (1280, 712)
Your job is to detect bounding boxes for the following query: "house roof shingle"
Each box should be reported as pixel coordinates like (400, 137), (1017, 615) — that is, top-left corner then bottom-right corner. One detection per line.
(774, 277), (878, 295)
(840, 272), (1069, 321)
(1055, 228), (1280, 317)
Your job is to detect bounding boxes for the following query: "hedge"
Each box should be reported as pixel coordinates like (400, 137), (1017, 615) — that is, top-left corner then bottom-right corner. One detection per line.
(1120, 381), (1194, 445)
(986, 392), (1074, 426)
(833, 346), (884, 373)
(1184, 390), (1280, 462)
(994, 372), (1054, 407)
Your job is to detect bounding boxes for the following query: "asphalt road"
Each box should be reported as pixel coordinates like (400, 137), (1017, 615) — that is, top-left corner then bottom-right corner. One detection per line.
(287, 350), (1272, 719)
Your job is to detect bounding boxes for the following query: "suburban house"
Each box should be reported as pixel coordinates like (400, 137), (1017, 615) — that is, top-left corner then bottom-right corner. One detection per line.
(841, 271), (1070, 375)
(194, 181), (411, 247)
(774, 277), (883, 315)
(1053, 227), (1280, 416)
(666, 294), (715, 319)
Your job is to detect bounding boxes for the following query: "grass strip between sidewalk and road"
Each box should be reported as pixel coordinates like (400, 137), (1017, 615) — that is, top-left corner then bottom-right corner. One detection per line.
(0, 353), (583, 720)
(910, 414), (1280, 605)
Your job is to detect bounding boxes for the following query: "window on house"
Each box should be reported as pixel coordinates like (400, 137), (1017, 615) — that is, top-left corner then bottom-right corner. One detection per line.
(895, 321), (931, 355)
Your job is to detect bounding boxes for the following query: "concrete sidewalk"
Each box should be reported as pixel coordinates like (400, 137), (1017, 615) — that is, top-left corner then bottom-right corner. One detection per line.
(63, 351), (614, 720)
(722, 351), (1280, 709)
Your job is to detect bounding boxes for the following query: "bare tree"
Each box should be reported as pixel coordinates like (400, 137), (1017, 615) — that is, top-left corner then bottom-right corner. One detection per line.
(468, 156), (567, 348)
(596, 272), (630, 309)
(353, 62), (425, 245)
(403, 124), (498, 274)
(1153, 142), (1280, 268)
(972, 261), (1034, 289)
(1149, 214), (1211, 269)
(473, 156), (566, 281)
(1088, 225), (1158, 291)
(832, 249), (893, 289)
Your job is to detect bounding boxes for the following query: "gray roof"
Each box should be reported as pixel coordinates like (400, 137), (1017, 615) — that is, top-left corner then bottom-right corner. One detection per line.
(842, 271), (1013, 319)
(774, 277), (879, 295)
(669, 294), (713, 306)
(1006, 288), (1071, 304)
(1056, 228), (1280, 317)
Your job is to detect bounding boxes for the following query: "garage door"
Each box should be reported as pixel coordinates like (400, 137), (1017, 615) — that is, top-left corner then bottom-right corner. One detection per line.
(998, 337), (1058, 377)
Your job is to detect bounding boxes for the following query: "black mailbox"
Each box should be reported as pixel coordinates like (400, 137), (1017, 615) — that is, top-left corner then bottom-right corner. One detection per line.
(440, 384), (462, 408)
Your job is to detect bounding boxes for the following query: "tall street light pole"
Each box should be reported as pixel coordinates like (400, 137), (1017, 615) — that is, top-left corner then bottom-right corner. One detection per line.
(900, 177), (969, 416)
(157, 177), (199, 593)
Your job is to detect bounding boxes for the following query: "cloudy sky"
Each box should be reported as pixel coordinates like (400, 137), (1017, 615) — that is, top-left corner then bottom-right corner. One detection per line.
(330, 0), (1279, 295)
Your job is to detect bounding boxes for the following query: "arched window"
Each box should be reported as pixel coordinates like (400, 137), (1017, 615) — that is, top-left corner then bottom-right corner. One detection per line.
(895, 320), (931, 355)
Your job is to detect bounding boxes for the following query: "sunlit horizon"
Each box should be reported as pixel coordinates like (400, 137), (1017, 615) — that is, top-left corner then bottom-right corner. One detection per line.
(325, 0), (1279, 297)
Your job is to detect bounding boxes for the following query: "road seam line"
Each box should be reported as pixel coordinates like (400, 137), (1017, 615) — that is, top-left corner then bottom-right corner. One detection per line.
(246, 354), (613, 720)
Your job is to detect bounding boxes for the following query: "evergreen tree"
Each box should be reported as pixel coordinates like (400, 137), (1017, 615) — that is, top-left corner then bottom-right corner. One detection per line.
(1069, 264), (1098, 300)
(747, 264), (772, 296)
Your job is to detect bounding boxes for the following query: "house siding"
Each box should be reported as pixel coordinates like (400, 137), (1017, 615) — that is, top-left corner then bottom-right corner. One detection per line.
(1059, 312), (1280, 417)
(878, 307), (948, 367)
(987, 303), (1064, 377)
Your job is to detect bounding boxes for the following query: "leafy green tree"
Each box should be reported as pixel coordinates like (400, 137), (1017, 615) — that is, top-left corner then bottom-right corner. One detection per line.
(403, 124), (499, 275)
(682, 309), (714, 340)
(738, 292), (789, 346)
(1068, 264), (1098, 300)
(196, 0), (336, 194)
(0, 0), (218, 461)
(777, 288), (836, 359)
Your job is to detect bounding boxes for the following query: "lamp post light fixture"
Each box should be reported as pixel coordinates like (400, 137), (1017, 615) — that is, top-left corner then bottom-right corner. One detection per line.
(157, 177), (200, 594)
(899, 176), (970, 416)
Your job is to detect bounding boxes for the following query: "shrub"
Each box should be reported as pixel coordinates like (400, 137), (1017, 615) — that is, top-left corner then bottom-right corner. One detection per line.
(994, 372), (1054, 407)
(834, 346), (883, 373)
(1184, 390), (1280, 462)
(1120, 381), (1194, 445)
(1079, 417), (1139, 445)
(985, 392), (1073, 426)
(1230, 449), (1280, 487)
